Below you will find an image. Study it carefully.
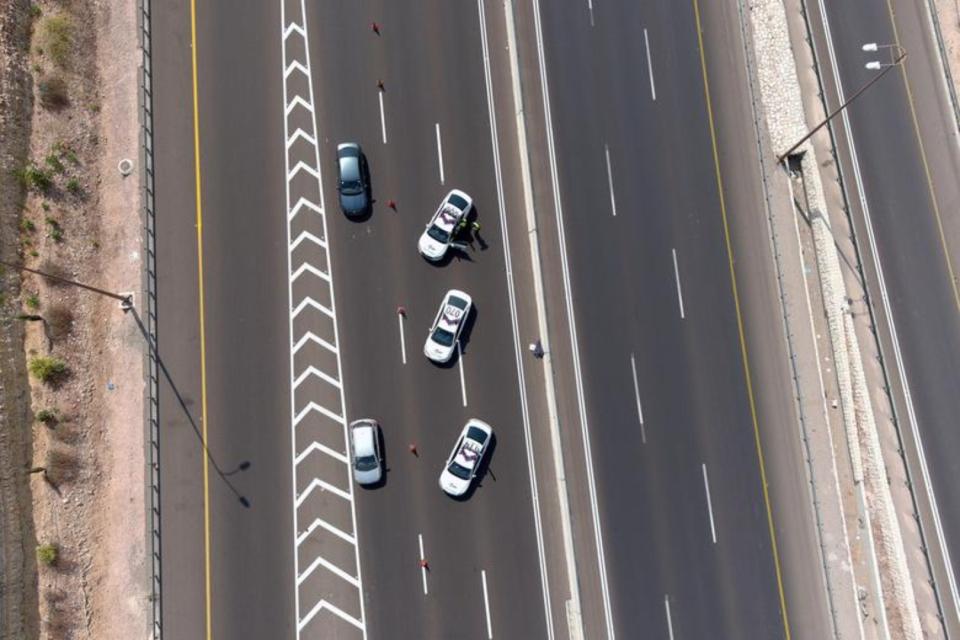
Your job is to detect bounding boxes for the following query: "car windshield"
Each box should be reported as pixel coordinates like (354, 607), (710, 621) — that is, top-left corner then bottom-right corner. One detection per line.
(427, 224), (450, 243)
(341, 179), (362, 195)
(448, 194), (469, 210)
(448, 461), (472, 480)
(355, 455), (377, 471)
(431, 326), (455, 347)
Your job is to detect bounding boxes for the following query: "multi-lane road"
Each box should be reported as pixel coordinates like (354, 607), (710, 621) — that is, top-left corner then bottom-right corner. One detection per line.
(804, 0), (960, 632)
(146, 0), (960, 637)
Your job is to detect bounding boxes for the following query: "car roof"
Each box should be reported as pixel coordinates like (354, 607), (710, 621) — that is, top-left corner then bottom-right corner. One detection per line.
(454, 437), (483, 471)
(433, 202), (464, 233)
(337, 143), (360, 156)
(352, 423), (376, 455)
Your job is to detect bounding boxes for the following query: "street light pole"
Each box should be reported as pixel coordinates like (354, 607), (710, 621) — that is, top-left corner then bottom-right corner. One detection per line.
(777, 50), (906, 164)
(3, 258), (252, 506)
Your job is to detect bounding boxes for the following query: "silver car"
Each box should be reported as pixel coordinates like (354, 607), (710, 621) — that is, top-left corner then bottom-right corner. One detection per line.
(336, 143), (370, 216)
(349, 419), (383, 485)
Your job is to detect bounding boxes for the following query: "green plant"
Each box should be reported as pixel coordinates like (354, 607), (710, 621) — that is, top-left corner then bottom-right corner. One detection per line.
(46, 304), (72, 341)
(28, 356), (68, 383)
(17, 164), (52, 191)
(30, 250), (39, 257)
(36, 543), (58, 566)
(20, 219), (35, 233)
(44, 153), (64, 174)
(25, 293), (40, 310)
(54, 142), (78, 165)
(50, 227), (63, 242)
(35, 408), (58, 425)
(30, 4), (42, 18)
(65, 178), (81, 195)
(41, 202), (50, 211)
(38, 75), (68, 109)
(43, 15), (71, 67)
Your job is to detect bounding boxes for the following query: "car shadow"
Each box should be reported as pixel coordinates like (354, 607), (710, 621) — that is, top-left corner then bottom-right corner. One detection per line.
(447, 433), (497, 502)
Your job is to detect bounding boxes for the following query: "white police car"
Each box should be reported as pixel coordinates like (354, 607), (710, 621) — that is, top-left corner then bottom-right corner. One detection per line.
(417, 189), (473, 261)
(423, 289), (472, 364)
(439, 419), (494, 497)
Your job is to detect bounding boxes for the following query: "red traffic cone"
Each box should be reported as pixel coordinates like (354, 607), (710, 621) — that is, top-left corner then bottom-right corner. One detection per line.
(409, 443), (418, 457)
(387, 199), (397, 211)
(419, 558), (429, 570)
(377, 79), (385, 92)
(371, 22), (381, 35)
(397, 305), (406, 317)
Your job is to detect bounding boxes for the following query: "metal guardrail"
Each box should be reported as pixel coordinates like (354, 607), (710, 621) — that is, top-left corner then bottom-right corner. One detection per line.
(137, 0), (162, 636)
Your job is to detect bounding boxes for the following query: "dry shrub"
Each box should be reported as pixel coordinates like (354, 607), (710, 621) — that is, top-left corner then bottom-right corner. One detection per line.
(45, 304), (72, 341)
(38, 75), (69, 109)
(38, 259), (70, 287)
(44, 446), (78, 485)
(42, 15), (72, 67)
(42, 588), (70, 635)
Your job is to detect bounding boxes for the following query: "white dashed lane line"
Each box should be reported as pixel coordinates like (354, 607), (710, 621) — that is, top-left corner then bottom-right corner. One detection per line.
(282, 0), (366, 637)
(629, 354), (646, 444)
(672, 248), (685, 320)
(436, 122), (446, 185)
(644, 27), (657, 101)
(482, 569), (493, 639)
(702, 463), (717, 544)
(605, 143), (617, 217)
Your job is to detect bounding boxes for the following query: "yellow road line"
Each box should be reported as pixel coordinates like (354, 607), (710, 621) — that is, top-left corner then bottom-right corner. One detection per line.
(691, 1), (792, 637)
(188, 0), (214, 637)
(883, 0), (960, 315)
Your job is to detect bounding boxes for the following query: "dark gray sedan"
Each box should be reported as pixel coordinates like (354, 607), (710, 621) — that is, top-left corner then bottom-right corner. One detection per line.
(336, 142), (369, 216)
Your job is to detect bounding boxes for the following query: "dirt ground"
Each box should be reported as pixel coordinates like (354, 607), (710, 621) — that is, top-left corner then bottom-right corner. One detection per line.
(2, 0), (148, 638)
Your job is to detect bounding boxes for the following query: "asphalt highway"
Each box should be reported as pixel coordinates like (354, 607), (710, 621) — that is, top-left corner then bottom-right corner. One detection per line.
(304, 2), (551, 638)
(808, 0), (960, 630)
(522, 1), (794, 637)
(154, 0), (295, 637)
(151, 0), (836, 638)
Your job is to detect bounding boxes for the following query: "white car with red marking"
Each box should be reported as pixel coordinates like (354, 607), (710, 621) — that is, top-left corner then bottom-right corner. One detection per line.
(424, 289), (472, 364)
(418, 189), (473, 261)
(439, 419), (494, 497)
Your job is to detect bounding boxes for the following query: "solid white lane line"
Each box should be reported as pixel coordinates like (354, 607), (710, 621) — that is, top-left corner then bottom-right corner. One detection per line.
(630, 354), (646, 444)
(458, 341), (468, 407)
(672, 248), (685, 319)
(378, 91), (387, 144)
(530, 0), (614, 634)
(587, 0), (595, 27)
(481, 570), (493, 639)
(435, 123), (445, 185)
(398, 312), (407, 365)
(418, 534), (428, 595)
(478, 1), (555, 636)
(644, 28), (657, 101)
(664, 595), (675, 640)
(702, 463), (717, 544)
(605, 144), (617, 217)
